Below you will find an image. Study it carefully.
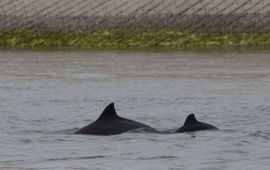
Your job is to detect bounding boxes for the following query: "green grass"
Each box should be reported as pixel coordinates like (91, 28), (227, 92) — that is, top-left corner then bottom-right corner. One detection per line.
(1, 29), (270, 50)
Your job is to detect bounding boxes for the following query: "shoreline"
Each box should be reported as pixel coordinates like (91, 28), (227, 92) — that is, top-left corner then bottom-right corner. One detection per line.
(1, 29), (270, 50)
(1, 0), (270, 50)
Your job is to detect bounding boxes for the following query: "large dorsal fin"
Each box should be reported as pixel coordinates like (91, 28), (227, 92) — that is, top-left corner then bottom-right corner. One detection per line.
(97, 103), (119, 121)
(184, 113), (198, 125)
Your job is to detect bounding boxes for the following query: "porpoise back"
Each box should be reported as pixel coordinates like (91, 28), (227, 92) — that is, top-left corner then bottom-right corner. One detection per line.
(75, 103), (154, 135)
(176, 114), (218, 133)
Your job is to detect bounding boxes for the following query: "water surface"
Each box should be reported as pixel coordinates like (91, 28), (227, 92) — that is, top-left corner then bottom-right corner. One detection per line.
(0, 50), (270, 170)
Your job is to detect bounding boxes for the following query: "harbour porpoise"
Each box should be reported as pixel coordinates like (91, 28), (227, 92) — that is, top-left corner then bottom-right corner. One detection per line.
(75, 103), (154, 135)
(176, 113), (218, 133)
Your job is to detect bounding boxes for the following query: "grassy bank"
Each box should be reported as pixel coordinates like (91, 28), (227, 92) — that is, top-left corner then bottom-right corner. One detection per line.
(1, 29), (270, 50)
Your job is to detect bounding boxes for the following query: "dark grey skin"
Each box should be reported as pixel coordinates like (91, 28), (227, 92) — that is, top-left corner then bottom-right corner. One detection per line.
(75, 103), (155, 135)
(176, 113), (218, 133)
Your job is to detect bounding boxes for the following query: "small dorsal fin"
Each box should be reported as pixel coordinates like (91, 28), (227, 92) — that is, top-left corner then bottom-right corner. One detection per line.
(97, 103), (118, 121)
(184, 113), (198, 125)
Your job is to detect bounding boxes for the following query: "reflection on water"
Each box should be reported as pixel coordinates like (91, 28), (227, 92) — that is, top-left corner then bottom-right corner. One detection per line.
(0, 50), (270, 170)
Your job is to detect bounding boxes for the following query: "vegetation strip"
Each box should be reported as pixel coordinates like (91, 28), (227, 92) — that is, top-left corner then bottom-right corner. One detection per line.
(1, 30), (270, 49)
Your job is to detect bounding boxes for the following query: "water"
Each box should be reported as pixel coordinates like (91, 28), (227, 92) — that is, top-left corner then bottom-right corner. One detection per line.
(0, 50), (270, 170)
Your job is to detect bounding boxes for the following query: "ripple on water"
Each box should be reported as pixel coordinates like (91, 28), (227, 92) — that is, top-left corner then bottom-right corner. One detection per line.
(47, 155), (106, 161)
(136, 156), (177, 160)
(0, 167), (37, 170)
(19, 139), (33, 144)
(248, 131), (270, 141)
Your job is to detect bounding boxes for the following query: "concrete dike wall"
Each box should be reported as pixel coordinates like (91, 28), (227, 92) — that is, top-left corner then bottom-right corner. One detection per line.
(1, 0), (270, 32)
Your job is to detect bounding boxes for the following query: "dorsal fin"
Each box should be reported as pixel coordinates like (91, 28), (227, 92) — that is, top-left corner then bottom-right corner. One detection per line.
(184, 113), (198, 125)
(97, 103), (119, 121)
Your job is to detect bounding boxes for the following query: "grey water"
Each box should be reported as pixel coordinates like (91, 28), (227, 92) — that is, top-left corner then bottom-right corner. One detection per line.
(0, 50), (270, 170)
